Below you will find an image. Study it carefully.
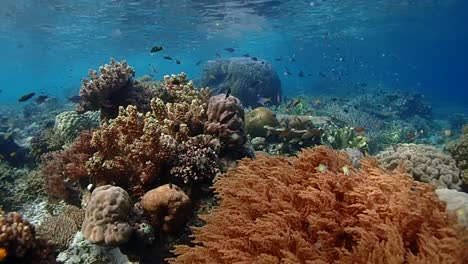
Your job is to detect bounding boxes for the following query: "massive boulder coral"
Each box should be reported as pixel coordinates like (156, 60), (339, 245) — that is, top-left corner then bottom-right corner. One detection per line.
(140, 184), (191, 233)
(376, 143), (462, 189)
(82, 185), (132, 247)
(200, 57), (282, 107)
(54, 111), (99, 142)
(77, 59), (136, 122)
(170, 146), (468, 263)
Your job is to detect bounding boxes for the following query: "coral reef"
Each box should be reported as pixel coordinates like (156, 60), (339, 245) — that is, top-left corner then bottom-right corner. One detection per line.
(245, 107), (279, 137)
(0, 132), (28, 167)
(323, 126), (369, 153)
(81, 185), (132, 247)
(376, 144), (462, 189)
(0, 211), (56, 263)
(41, 130), (95, 203)
(200, 57), (281, 107)
(447, 124), (468, 185)
(140, 184), (191, 233)
(170, 146), (468, 263)
(77, 59), (136, 121)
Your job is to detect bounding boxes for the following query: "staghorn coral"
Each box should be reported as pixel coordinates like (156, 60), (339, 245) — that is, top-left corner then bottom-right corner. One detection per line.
(170, 146), (468, 264)
(140, 184), (191, 233)
(376, 143), (462, 190)
(81, 185), (132, 247)
(170, 135), (222, 184)
(0, 211), (56, 263)
(204, 94), (246, 157)
(77, 59), (135, 121)
(41, 130), (95, 203)
(86, 104), (178, 197)
(447, 124), (468, 185)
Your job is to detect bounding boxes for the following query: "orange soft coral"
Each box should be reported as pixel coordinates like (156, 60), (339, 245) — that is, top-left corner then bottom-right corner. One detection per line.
(170, 146), (468, 264)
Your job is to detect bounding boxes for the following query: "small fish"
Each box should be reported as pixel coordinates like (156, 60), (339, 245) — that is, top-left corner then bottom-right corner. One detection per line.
(251, 57), (258, 61)
(276, 93), (282, 103)
(163, 56), (173, 60)
(195, 60), (202, 66)
(318, 72), (326, 77)
(257, 97), (271, 105)
(18, 92), (36, 102)
(150, 45), (163, 53)
(35, 95), (49, 104)
(355, 127), (365, 134)
(208, 75), (216, 80)
(316, 163), (327, 173)
(286, 98), (302, 109)
(215, 53), (221, 59)
(313, 98), (321, 106)
(230, 133), (241, 141)
(342, 165), (350, 176)
(242, 53), (250, 57)
(275, 57), (282, 61)
(224, 48), (235, 53)
(225, 87), (231, 99)
(67, 95), (83, 104)
(9, 152), (16, 157)
(298, 70), (304, 77)
(151, 66), (158, 73)
(176, 59), (181, 64)
(343, 109), (349, 113)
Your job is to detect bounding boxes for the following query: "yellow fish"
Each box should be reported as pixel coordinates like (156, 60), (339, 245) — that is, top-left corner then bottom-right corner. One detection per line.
(9, 152), (16, 157)
(342, 165), (350, 176)
(316, 163), (327, 173)
(0, 247), (7, 261)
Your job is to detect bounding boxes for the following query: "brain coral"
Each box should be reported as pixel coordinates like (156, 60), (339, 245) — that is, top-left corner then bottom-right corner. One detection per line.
(82, 185), (132, 247)
(376, 143), (462, 190)
(170, 146), (468, 263)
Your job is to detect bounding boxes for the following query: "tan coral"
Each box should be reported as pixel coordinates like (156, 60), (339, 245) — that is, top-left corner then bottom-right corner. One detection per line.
(140, 184), (191, 233)
(82, 185), (132, 247)
(376, 143), (462, 189)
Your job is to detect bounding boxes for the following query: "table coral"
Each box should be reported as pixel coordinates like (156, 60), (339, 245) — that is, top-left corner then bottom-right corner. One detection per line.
(140, 184), (191, 233)
(169, 146), (468, 264)
(81, 185), (132, 247)
(376, 143), (462, 189)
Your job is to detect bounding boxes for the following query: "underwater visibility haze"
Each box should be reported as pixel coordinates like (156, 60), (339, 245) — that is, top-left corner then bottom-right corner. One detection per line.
(0, 0), (468, 263)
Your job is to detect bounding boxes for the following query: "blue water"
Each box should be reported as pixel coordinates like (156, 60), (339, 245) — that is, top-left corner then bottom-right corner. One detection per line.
(0, 0), (467, 114)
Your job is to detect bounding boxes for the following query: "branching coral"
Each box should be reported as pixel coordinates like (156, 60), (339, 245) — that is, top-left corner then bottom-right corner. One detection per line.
(77, 59), (135, 121)
(0, 211), (56, 263)
(86, 104), (178, 197)
(169, 146), (468, 264)
(376, 143), (462, 190)
(41, 130), (95, 203)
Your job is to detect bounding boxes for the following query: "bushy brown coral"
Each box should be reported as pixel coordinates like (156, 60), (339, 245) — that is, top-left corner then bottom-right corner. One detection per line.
(0, 211), (56, 263)
(77, 59), (135, 121)
(86, 105), (178, 197)
(82, 185), (132, 247)
(41, 130), (95, 203)
(170, 146), (468, 264)
(204, 94), (246, 157)
(170, 135), (222, 184)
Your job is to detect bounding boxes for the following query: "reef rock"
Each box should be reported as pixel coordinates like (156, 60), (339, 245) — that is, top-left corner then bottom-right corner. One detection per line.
(200, 57), (281, 107)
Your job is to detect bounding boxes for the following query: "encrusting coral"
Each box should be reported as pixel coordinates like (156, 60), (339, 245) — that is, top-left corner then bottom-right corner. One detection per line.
(376, 143), (462, 190)
(81, 185), (132, 247)
(169, 146), (468, 264)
